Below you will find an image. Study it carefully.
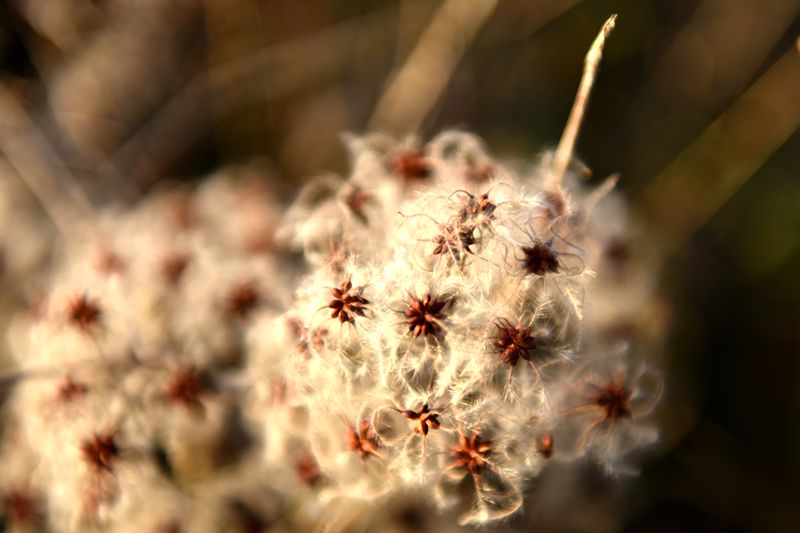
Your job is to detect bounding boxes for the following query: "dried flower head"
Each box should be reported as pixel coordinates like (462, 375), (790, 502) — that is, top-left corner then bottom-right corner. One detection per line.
(342, 184), (372, 223)
(288, 318), (328, 358)
(456, 192), (496, 224)
(541, 191), (567, 220)
(226, 281), (261, 319)
(451, 433), (492, 475)
(162, 253), (190, 285)
(295, 453), (322, 486)
(521, 242), (560, 276)
(57, 375), (88, 402)
(494, 319), (537, 367)
(66, 294), (102, 331)
(594, 376), (632, 422)
(165, 367), (209, 410)
(537, 432), (554, 459)
(3, 490), (40, 526)
(399, 403), (441, 436)
(328, 279), (369, 324)
(392, 149), (431, 182)
(347, 420), (380, 460)
(405, 292), (450, 338)
(432, 224), (476, 261)
(81, 433), (119, 473)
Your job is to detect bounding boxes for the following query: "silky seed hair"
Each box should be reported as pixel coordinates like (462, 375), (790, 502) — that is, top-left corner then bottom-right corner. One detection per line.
(265, 128), (663, 525)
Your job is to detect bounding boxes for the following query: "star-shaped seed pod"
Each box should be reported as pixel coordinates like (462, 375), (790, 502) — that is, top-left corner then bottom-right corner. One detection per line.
(405, 292), (451, 338)
(399, 403), (441, 436)
(81, 433), (119, 473)
(520, 241), (560, 276)
(347, 420), (380, 460)
(594, 376), (632, 421)
(67, 295), (102, 331)
(328, 279), (369, 324)
(432, 224), (476, 261)
(450, 433), (492, 475)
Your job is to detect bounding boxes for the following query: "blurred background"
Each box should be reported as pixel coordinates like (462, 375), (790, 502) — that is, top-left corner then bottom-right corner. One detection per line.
(0, 0), (797, 531)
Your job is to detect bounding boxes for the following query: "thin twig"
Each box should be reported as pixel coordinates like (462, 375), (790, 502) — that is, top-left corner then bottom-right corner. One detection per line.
(104, 3), (431, 191)
(625, 0), (798, 180)
(0, 85), (95, 235)
(548, 15), (617, 192)
(368, 0), (499, 134)
(637, 43), (800, 253)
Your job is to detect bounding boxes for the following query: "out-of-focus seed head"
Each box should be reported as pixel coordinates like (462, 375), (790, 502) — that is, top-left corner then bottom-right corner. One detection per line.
(537, 432), (554, 459)
(295, 452), (322, 486)
(57, 375), (88, 402)
(95, 250), (126, 276)
(165, 367), (209, 411)
(3, 490), (40, 526)
(226, 281), (261, 319)
(162, 253), (190, 286)
(81, 433), (119, 473)
(342, 184), (372, 223)
(594, 377), (632, 421)
(347, 420), (380, 460)
(67, 294), (102, 331)
(392, 149), (431, 182)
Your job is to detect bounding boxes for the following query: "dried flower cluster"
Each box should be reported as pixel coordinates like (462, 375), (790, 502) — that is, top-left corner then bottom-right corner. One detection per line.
(0, 6), (679, 530)
(251, 130), (664, 526)
(1, 168), (296, 531)
(0, 128), (664, 530)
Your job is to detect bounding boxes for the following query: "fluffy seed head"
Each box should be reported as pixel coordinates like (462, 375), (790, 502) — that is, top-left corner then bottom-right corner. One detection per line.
(165, 367), (208, 410)
(295, 453), (322, 486)
(67, 295), (102, 331)
(392, 149), (431, 182)
(342, 184), (372, 223)
(81, 433), (119, 473)
(328, 279), (369, 324)
(537, 432), (554, 459)
(4, 491), (39, 526)
(162, 253), (190, 285)
(451, 433), (492, 475)
(405, 292), (450, 338)
(226, 281), (260, 319)
(456, 192), (496, 223)
(494, 320), (537, 367)
(521, 242), (560, 276)
(57, 375), (88, 402)
(400, 403), (441, 436)
(347, 420), (380, 460)
(595, 378), (632, 421)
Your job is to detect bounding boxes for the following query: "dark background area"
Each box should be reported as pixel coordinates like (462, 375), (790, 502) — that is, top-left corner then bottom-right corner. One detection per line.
(0, 1), (797, 531)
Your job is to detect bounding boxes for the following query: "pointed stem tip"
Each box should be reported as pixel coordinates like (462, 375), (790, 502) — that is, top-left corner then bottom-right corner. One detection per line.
(549, 15), (618, 192)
